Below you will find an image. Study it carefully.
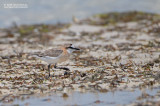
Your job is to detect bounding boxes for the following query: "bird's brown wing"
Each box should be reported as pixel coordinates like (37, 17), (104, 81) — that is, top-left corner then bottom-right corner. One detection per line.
(33, 49), (63, 57)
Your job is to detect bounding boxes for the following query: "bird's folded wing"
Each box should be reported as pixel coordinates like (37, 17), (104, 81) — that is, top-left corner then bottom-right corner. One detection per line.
(33, 49), (63, 57)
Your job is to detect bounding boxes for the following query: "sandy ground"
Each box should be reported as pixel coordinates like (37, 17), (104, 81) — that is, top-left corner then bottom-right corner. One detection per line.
(0, 12), (160, 105)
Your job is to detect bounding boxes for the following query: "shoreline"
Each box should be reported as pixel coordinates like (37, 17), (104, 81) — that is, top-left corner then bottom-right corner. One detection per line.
(0, 11), (160, 105)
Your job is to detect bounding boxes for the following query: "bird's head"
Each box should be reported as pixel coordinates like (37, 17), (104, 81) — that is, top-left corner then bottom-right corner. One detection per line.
(66, 44), (80, 53)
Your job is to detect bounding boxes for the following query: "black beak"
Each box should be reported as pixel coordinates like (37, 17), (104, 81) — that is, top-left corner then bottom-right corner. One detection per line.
(73, 47), (80, 50)
(68, 47), (80, 50)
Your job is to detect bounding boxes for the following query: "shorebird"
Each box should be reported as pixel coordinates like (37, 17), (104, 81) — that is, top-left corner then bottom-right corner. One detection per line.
(30, 44), (80, 77)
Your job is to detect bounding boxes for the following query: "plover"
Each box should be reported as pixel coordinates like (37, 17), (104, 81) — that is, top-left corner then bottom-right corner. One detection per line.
(30, 44), (80, 77)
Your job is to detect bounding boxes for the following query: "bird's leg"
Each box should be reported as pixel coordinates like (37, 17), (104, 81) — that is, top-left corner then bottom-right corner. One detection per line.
(54, 63), (70, 76)
(54, 63), (57, 68)
(54, 63), (70, 71)
(48, 64), (51, 77)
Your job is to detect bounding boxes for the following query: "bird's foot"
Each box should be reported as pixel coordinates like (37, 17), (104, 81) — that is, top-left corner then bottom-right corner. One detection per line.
(54, 66), (70, 71)
(64, 71), (71, 76)
(60, 67), (70, 71)
(45, 74), (54, 79)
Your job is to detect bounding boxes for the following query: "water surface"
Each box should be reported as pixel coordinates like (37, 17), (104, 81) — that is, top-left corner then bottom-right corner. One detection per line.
(0, 0), (160, 27)
(2, 87), (158, 106)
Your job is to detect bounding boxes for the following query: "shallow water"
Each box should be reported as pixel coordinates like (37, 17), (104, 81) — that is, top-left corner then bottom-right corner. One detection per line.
(2, 87), (159, 106)
(1, 0), (160, 27)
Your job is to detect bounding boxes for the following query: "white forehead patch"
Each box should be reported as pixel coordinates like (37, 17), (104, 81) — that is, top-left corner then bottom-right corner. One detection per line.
(71, 44), (75, 48)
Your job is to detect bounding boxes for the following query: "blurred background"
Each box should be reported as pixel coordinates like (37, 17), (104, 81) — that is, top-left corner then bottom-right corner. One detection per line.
(0, 0), (160, 28)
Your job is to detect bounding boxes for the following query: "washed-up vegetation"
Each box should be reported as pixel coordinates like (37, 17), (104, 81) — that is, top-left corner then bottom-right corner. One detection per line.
(0, 11), (160, 105)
